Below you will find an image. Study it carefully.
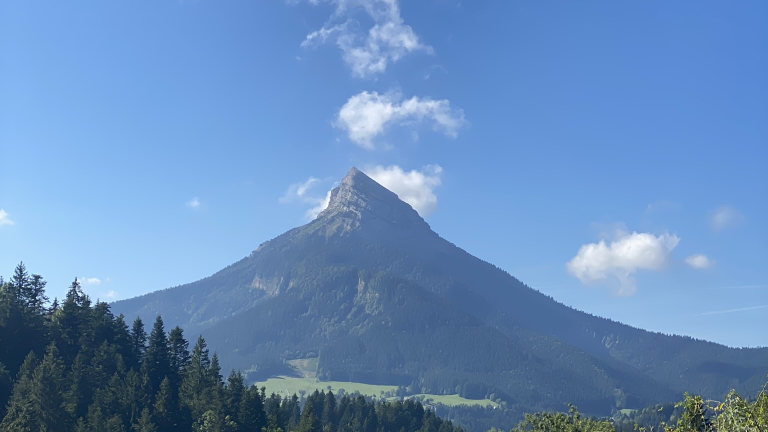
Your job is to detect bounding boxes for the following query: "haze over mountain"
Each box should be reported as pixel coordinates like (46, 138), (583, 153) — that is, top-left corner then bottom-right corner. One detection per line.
(112, 167), (768, 420)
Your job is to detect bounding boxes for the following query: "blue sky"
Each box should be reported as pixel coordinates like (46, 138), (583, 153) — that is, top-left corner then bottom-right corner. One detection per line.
(1, 0), (766, 347)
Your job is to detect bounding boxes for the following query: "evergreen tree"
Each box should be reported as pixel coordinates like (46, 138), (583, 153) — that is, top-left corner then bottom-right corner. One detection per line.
(297, 403), (322, 432)
(130, 317), (148, 368)
(34, 343), (70, 430)
(54, 279), (91, 365)
(237, 386), (266, 432)
(1, 344), (69, 431)
(0, 363), (11, 419)
(167, 326), (190, 389)
(0, 353), (40, 431)
(224, 370), (245, 427)
(134, 408), (157, 432)
(181, 336), (214, 419)
(153, 377), (178, 431)
(64, 352), (91, 420)
(144, 316), (170, 396)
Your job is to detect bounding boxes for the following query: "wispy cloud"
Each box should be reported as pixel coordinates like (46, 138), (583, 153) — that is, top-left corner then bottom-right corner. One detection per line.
(79, 277), (118, 301)
(710, 205), (743, 231)
(336, 90), (466, 149)
(0, 209), (14, 227)
(566, 230), (680, 297)
(280, 177), (335, 220)
(707, 284), (767, 291)
(186, 197), (201, 209)
(685, 254), (715, 269)
(301, 0), (432, 78)
(697, 304), (768, 316)
(79, 277), (102, 286)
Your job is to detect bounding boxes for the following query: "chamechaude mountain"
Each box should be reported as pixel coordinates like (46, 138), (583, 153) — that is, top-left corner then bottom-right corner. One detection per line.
(112, 167), (768, 421)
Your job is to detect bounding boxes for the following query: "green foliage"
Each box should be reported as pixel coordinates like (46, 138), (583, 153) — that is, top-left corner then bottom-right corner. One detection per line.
(0, 264), (463, 431)
(509, 405), (614, 432)
(651, 383), (768, 432)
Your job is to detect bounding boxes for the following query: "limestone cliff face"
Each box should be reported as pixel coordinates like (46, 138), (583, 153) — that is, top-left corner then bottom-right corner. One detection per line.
(314, 167), (431, 237)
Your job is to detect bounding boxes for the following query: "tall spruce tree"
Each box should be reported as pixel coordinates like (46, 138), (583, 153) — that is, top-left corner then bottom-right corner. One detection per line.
(144, 316), (170, 397)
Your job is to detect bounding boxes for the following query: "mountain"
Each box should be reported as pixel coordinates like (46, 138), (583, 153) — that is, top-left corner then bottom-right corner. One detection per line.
(112, 167), (768, 419)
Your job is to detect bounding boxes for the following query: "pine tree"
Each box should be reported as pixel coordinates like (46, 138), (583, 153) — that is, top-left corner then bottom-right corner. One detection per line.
(134, 407), (157, 432)
(55, 279), (91, 365)
(321, 391), (336, 430)
(26, 274), (49, 315)
(144, 316), (170, 396)
(64, 352), (91, 420)
(297, 402), (322, 432)
(224, 370), (245, 427)
(1, 344), (69, 431)
(237, 386), (266, 432)
(130, 317), (148, 368)
(0, 362), (12, 419)
(0, 353), (40, 431)
(167, 326), (190, 389)
(34, 343), (70, 430)
(153, 377), (179, 431)
(181, 336), (213, 419)
(105, 414), (126, 432)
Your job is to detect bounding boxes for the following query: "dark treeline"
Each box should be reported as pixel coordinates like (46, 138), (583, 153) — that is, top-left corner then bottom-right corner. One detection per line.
(0, 263), (464, 432)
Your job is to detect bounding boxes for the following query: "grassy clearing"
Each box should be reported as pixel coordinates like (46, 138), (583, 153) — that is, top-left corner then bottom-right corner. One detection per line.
(256, 376), (397, 399)
(410, 394), (499, 408)
(255, 376), (499, 408)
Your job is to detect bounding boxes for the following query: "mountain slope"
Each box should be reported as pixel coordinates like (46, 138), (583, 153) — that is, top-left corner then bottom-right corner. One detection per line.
(112, 167), (768, 412)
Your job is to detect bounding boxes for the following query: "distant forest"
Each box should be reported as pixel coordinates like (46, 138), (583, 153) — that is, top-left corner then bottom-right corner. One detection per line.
(1, 264), (766, 432)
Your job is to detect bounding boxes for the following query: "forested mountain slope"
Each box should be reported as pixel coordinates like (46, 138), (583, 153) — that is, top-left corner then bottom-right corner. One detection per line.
(111, 167), (768, 416)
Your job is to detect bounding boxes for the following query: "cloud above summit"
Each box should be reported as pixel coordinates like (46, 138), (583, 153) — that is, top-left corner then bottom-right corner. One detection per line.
(282, 165), (443, 220)
(301, 0), (432, 78)
(567, 230), (680, 297)
(336, 90), (466, 149)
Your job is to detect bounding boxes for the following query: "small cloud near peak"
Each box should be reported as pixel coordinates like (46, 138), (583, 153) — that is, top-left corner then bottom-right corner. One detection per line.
(685, 254), (715, 269)
(186, 197), (201, 209)
(710, 205), (743, 231)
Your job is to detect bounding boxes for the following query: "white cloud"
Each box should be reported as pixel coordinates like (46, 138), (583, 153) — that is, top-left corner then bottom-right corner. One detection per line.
(566, 231), (680, 296)
(0, 209), (14, 227)
(280, 177), (321, 203)
(79, 277), (102, 286)
(685, 254), (714, 269)
(302, 0), (432, 78)
(364, 164), (442, 216)
(186, 197), (201, 208)
(307, 190), (332, 220)
(336, 90), (465, 148)
(710, 205), (743, 231)
(280, 177), (335, 220)
(79, 277), (118, 301)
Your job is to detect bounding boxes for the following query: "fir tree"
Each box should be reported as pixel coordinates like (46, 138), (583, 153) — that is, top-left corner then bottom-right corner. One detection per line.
(144, 316), (170, 396)
(134, 408), (157, 432)
(130, 317), (147, 368)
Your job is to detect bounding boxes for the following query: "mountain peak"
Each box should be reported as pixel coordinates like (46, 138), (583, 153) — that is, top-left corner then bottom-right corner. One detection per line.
(317, 167), (430, 233)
